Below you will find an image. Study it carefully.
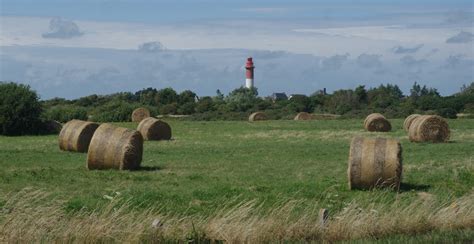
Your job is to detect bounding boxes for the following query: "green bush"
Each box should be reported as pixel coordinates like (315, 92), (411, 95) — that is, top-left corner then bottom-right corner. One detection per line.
(436, 108), (457, 119)
(0, 82), (43, 135)
(43, 105), (88, 123)
(91, 100), (140, 122)
(177, 102), (196, 115)
(159, 103), (178, 115)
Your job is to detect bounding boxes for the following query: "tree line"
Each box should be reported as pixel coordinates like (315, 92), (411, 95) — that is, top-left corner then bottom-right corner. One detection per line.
(1, 81), (473, 135)
(42, 82), (474, 122)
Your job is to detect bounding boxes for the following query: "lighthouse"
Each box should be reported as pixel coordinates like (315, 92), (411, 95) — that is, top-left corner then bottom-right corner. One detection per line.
(245, 57), (255, 89)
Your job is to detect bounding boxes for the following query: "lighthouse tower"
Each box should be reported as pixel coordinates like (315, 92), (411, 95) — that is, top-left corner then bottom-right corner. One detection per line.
(245, 57), (255, 89)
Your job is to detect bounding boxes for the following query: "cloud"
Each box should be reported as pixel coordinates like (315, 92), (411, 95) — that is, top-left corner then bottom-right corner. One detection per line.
(321, 53), (349, 70)
(400, 55), (428, 67)
(42, 17), (83, 39)
(138, 41), (165, 52)
(442, 54), (474, 69)
(444, 55), (463, 69)
(444, 11), (474, 25)
(446, 31), (473, 44)
(392, 44), (423, 54)
(1, 45), (472, 98)
(251, 50), (286, 59)
(356, 54), (382, 68)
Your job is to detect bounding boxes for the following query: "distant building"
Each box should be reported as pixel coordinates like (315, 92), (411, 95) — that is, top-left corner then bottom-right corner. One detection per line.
(318, 88), (327, 95)
(288, 94), (306, 100)
(271, 92), (288, 101)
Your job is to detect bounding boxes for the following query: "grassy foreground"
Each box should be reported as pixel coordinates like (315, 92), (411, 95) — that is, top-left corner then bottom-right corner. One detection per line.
(0, 119), (473, 242)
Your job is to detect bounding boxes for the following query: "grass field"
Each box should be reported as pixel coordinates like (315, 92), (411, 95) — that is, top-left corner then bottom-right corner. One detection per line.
(1, 119), (473, 242)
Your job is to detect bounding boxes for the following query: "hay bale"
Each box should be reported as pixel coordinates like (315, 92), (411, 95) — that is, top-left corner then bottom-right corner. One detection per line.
(403, 114), (421, 131)
(294, 112), (313, 121)
(364, 113), (391, 132)
(44, 120), (62, 134)
(456, 113), (473, 119)
(87, 123), (143, 170)
(131, 107), (151, 122)
(137, 117), (172, 140)
(348, 137), (402, 190)
(408, 115), (450, 143)
(58, 120), (99, 153)
(249, 112), (266, 122)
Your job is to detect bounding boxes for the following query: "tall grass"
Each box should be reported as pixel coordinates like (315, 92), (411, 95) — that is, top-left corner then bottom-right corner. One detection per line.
(1, 188), (472, 242)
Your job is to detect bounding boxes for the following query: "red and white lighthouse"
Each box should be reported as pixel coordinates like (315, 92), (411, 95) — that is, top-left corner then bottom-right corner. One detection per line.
(245, 57), (255, 89)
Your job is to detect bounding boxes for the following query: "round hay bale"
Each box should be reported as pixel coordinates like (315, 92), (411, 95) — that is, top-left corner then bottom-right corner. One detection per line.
(364, 113), (391, 132)
(131, 107), (151, 122)
(44, 120), (62, 134)
(87, 123), (143, 170)
(58, 120), (99, 153)
(403, 114), (421, 132)
(137, 117), (172, 140)
(249, 112), (266, 122)
(294, 112), (313, 121)
(408, 115), (450, 143)
(348, 137), (402, 190)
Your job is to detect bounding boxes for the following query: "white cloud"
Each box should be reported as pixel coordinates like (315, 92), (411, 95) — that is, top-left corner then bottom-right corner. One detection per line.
(138, 41), (165, 52)
(392, 44), (424, 54)
(446, 31), (473, 43)
(42, 17), (83, 39)
(321, 54), (349, 70)
(357, 54), (383, 68)
(1, 15), (473, 98)
(2, 16), (472, 59)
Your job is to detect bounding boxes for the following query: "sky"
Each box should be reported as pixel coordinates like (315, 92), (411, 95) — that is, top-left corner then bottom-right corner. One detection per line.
(1, 0), (473, 99)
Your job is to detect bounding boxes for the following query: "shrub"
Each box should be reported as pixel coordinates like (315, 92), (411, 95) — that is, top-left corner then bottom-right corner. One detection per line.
(0, 82), (43, 135)
(177, 102), (195, 115)
(159, 103), (178, 115)
(43, 105), (88, 123)
(91, 101), (140, 122)
(436, 108), (457, 119)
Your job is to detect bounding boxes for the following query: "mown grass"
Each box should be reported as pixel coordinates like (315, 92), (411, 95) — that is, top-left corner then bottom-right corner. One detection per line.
(0, 119), (473, 242)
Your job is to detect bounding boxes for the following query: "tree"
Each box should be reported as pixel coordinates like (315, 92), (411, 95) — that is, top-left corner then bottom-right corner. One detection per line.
(326, 89), (359, 114)
(459, 82), (474, 95)
(155, 88), (178, 105)
(196, 96), (215, 113)
(135, 88), (158, 106)
(225, 87), (259, 112)
(287, 95), (311, 112)
(367, 84), (403, 109)
(215, 89), (224, 101)
(178, 90), (196, 105)
(0, 82), (43, 135)
(355, 85), (368, 104)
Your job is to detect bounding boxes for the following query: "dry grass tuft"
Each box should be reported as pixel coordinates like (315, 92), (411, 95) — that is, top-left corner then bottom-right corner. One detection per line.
(1, 189), (472, 243)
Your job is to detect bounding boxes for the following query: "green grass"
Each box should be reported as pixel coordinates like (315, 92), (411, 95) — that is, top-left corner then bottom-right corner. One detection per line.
(0, 119), (473, 242)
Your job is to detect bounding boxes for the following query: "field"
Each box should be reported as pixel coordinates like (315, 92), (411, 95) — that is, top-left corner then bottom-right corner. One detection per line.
(0, 119), (473, 242)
